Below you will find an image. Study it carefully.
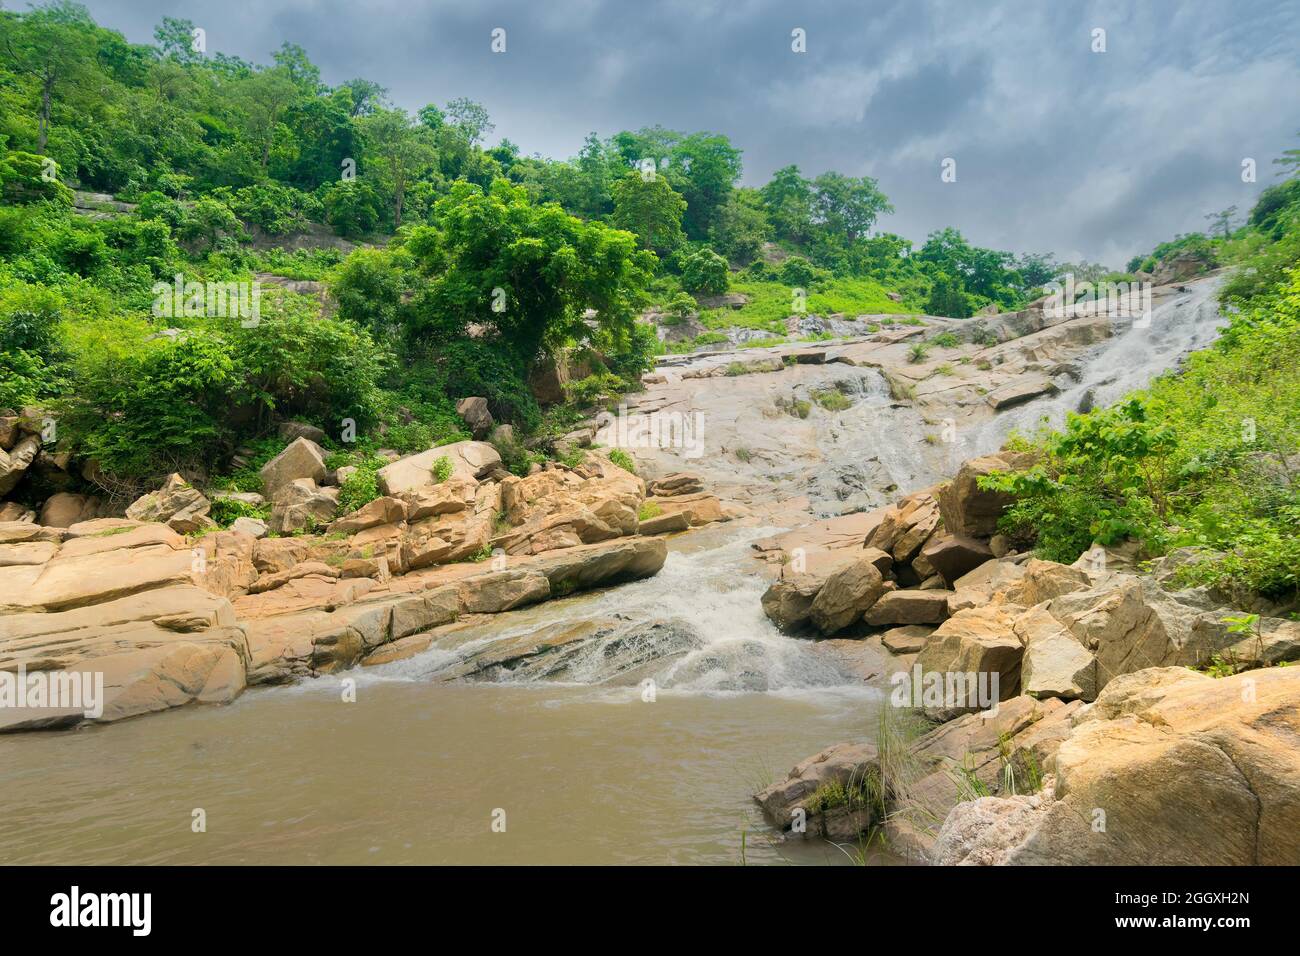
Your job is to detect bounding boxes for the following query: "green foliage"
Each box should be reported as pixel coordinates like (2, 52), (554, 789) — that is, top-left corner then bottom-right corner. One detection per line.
(930, 331), (960, 348)
(209, 496), (268, 527)
(610, 170), (685, 254)
(608, 448), (635, 473)
(679, 247), (729, 296)
(777, 255), (816, 288)
(985, 258), (1300, 599)
(431, 454), (452, 483)
(336, 455), (384, 514)
(907, 342), (929, 363)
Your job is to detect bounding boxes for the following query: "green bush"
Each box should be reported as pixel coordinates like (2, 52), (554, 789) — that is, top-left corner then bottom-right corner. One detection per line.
(680, 247), (730, 295)
(608, 448), (635, 473)
(777, 255), (816, 288)
(336, 456), (385, 514)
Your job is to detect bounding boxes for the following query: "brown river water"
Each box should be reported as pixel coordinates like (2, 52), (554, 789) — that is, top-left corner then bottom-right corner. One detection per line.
(0, 525), (892, 866)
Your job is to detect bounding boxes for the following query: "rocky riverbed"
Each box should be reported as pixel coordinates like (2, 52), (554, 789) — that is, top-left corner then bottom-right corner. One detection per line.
(3, 273), (1294, 865)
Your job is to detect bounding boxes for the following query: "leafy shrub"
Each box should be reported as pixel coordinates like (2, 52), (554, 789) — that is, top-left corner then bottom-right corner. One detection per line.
(209, 496), (268, 527)
(930, 331), (960, 348)
(777, 255), (816, 288)
(680, 247), (729, 295)
(431, 455), (453, 482)
(336, 456), (384, 514)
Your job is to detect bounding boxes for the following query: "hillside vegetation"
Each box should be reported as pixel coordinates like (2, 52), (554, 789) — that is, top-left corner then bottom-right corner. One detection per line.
(986, 155), (1300, 604)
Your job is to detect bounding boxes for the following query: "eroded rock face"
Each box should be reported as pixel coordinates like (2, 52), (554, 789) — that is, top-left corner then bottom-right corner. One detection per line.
(933, 667), (1300, 865)
(268, 479), (338, 535)
(0, 434), (42, 496)
(864, 589), (953, 626)
(38, 492), (101, 528)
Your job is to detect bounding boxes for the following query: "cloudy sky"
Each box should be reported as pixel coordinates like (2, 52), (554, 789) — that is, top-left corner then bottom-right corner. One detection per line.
(78, 0), (1300, 265)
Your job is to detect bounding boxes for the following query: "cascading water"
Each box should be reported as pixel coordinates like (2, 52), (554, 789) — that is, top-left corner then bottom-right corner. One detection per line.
(971, 277), (1226, 450)
(376, 277), (1227, 696)
(361, 525), (869, 695)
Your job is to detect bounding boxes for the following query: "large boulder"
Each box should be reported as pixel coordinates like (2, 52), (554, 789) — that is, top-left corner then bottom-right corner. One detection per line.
(38, 492), (100, 528)
(0, 433), (41, 496)
(377, 441), (501, 496)
(863, 589), (953, 626)
(457, 568), (551, 613)
(328, 496), (407, 535)
(912, 604), (1023, 716)
(921, 534), (994, 586)
(1014, 604), (1097, 700)
(455, 396), (495, 440)
(937, 452), (1036, 537)
(125, 473), (212, 533)
(753, 742), (880, 838)
(259, 437), (327, 499)
(808, 556), (889, 635)
(934, 667), (1300, 865)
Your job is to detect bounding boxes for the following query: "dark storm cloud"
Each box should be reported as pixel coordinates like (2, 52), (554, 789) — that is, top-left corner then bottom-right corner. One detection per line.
(76, 0), (1300, 264)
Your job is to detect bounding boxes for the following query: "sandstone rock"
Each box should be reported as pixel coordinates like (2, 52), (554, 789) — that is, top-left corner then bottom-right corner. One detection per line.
(648, 492), (724, 527)
(455, 396), (495, 440)
(402, 508), (493, 569)
(404, 478), (476, 520)
(753, 741), (879, 833)
(921, 534), (994, 586)
(212, 490), (265, 508)
(1014, 604), (1097, 700)
(328, 496), (406, 534)
(0, 502), (33, 523)
(985, 375), (1059, 410)
(0, 434), (41, 496)
(457, 568), (551, 613)
(638, 509), (690, 535)
(997, 558), (1091, 606)
(809, 556), (888, 634)
(268, 479), (338, 535)
(0, 415), (17, 451)
(1046, 574), (1232, 689)
(259, 437), (327, 498)
(377, 441), (502, 496)
(937, 667), (1300, 865)
(530, 536), (667, 594)
(881, 625), (934, 654)
(37, 492), (99, 528)
(229, 516), (268, 539)
(760, 551), (858, 633)
(912, 604), (1022, 716)
(864, 589), (953, 626)
(948, 557), (1027, 612)
(125, 473), (211, 532)
(647, 473), (704, 497)
(937, 452), (1035, 537)
(248, 560), (340, 594)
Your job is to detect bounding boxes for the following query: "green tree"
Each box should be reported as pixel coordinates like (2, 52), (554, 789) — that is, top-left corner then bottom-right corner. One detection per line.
(408, 179), (654, 364)
(709, 188), (771, 265)
(361, 107), (436, 229)
(1, 1), (100, 154)
(811, 171), (892, 243)
(610, 170), (686, 254)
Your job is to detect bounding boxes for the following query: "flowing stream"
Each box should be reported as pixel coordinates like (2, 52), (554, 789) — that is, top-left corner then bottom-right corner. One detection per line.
(0, 279), (1224, 865)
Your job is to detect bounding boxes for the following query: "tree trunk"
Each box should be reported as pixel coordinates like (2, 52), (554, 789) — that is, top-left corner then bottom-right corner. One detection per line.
(37, 72), (54, 154)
